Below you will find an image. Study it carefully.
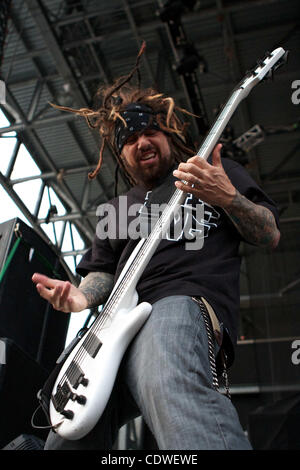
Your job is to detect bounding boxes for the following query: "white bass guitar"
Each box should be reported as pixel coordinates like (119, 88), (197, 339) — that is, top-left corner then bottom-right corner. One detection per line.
(49, 47), (287, 439)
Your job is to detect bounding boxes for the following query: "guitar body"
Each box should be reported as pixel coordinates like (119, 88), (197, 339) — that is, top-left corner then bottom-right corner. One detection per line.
(49, 293), (152, 440)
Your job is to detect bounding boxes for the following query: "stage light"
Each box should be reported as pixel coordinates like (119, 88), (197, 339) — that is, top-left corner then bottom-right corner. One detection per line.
(158, 0), (197, 23)
(174, 44), (207, 75)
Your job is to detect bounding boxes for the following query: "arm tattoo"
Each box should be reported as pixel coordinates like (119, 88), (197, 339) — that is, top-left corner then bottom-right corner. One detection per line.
(224, 190), (280, 248)
(78, 272), (114, 308)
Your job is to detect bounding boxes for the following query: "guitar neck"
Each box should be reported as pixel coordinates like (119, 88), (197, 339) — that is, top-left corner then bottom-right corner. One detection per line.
(196, 85), (253, 161)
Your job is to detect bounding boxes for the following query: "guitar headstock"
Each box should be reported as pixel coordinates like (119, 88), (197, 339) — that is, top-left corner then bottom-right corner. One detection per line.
(260, 50), (289, 80)
(240, 47), (288, 92)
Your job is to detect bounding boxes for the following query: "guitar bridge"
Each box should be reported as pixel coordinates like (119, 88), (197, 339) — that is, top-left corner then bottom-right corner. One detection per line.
(52, 360), (89, 413)
(52, 381), (72, 413)
(52, 378), (87, 415)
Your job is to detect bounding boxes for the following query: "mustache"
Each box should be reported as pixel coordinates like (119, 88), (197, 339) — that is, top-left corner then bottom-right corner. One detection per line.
(137, 145), (157, 160)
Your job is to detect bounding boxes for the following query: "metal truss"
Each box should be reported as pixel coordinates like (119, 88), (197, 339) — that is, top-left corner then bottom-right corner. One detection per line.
(0, 0), (120, 273)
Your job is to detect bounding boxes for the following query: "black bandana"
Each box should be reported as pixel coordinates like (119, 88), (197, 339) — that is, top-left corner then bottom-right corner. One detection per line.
(115, 103), (161, 154)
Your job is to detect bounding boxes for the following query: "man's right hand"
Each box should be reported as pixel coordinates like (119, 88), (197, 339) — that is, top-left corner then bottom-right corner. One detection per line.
(32, 273), (88, 313)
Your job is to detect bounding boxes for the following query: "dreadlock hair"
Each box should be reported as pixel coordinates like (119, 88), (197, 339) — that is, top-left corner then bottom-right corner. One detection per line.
(50, 41), (197, 190)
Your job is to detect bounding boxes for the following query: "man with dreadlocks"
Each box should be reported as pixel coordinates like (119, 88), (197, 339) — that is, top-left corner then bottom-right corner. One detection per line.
(33, 45), (280, 450)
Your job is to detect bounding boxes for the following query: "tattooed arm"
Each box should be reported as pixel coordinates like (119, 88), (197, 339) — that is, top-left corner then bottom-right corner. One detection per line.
(78, 272), (114, 309)
(224, 190), (280, 249)
(32, 271), (114, 313)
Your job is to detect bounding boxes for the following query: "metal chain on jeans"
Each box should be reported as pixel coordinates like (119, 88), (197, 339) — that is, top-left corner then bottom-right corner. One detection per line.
(192, 297), (231, 399)
(193, 297), (219, 391)
(219, 350), (231, 399)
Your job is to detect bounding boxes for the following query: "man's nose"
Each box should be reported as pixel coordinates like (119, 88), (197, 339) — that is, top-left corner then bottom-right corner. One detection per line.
(137, 133), (151, 149)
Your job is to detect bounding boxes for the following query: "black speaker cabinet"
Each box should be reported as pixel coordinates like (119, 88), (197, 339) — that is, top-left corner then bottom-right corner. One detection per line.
(0, 337), (49, 449)
(0, 218), (70, 372)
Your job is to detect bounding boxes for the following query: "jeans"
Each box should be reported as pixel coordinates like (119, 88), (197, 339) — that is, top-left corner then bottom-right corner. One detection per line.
(44, 295), (252, 450)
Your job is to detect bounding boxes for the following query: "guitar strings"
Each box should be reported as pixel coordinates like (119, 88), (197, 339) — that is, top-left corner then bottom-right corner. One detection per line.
(71, 55), (283, 370)
(52, 49), (285, 407)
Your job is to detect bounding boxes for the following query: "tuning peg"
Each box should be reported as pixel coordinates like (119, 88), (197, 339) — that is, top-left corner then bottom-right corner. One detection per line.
(282, 51), (289, 63)
(256, 59), (265, 68)
(263, 51), (273, 60)
(274, 50), (289, 71)
(264, 69), (274, 81)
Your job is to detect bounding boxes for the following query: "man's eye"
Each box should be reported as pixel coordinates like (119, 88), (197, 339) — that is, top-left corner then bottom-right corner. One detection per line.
(144, 130), (157, 136)
(126, 135), (138, 145)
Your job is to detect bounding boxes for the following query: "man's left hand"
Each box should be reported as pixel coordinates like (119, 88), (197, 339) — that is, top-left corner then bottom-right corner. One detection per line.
(173, 144), (236, 208)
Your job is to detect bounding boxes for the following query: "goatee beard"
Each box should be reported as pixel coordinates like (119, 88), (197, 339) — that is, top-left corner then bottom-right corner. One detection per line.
(135, 160), (174, 189)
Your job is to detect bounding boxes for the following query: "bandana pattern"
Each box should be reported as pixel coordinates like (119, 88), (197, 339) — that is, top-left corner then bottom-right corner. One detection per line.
(115, 103), (161, 154)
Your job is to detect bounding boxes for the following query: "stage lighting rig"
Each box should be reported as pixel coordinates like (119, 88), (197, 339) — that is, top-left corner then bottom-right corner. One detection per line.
(174, 43), (207, 75)
(158, 0), (197, 22)
(157, 0), (209, 136)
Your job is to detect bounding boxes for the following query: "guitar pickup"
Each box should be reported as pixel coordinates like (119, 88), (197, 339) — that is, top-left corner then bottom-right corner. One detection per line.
(82, 332), (102, 358)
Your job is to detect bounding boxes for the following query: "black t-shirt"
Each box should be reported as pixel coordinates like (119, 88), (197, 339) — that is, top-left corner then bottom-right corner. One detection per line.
(77, 157), (279, 363)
